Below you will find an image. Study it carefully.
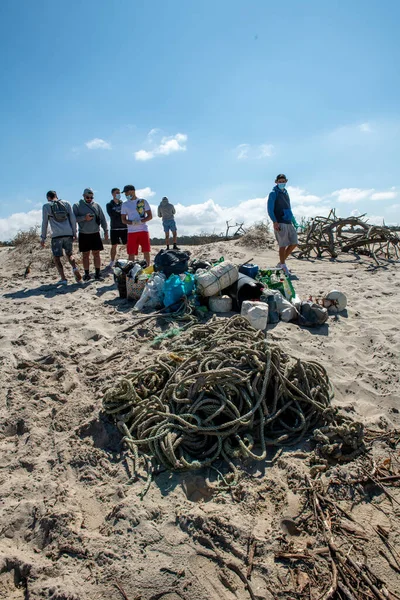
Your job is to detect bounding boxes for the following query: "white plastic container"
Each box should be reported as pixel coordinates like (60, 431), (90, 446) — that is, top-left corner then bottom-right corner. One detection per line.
(195, 261), (238, 297)
(323, 290), (347, 312)
(241, 301), (269, 330)
(209, 295), (233, 313)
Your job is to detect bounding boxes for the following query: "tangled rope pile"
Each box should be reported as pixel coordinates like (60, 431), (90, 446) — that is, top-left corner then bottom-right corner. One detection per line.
(103, 316), (364, 492)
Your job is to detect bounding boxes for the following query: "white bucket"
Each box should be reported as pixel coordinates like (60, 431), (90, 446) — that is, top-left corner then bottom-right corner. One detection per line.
(241, 301), (269, 330)
(209, 295), (233, 313)
(195, 261), (238, 297)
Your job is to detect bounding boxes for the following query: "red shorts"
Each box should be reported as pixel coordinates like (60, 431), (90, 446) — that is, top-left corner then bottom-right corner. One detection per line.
(127, 231), (151, 255)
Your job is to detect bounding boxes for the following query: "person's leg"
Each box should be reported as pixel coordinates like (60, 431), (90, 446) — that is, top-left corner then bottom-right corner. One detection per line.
(51, 239), (67, 280)
(141, 232), (151, 266)
(127, 233), (139, 263)
(82, 251), (90, 271)
(93, 250), (101, 269)
(284, 244), (297, 261)
(279, 246), (286, 265)
(165, 232), (170, 248)
(172, 229), (177, 245)
(111, 244), (117, 262)
(54, 256), (66, 280)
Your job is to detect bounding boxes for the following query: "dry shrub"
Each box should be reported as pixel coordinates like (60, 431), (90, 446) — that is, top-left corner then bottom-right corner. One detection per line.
(238, 220), (274, 248)
(11, 226), (40, 247)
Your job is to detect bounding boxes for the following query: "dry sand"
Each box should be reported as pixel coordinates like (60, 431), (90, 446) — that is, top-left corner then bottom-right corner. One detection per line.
(0, 239), (399, 599)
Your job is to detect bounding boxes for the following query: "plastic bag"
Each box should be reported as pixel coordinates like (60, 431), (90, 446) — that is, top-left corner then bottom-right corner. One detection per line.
(154, 249), (190, 278)
(133, 273), (166, 311)
(163, 273), (195, 307)
(299, 302), (328, 327)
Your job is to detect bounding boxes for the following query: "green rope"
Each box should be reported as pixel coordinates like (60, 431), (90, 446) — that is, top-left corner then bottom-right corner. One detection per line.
(103, 315), (363, 496)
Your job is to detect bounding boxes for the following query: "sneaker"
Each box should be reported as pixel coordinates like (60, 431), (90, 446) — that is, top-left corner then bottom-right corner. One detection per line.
(83, 274), (91, 282)
(73, 268), (82, 282)
(108, 261), (115, 268)
(95, 274), (105, 282)
(57, 279), (68, 286)
(173, 244), (180, 250)
(281, 264), (292, 277)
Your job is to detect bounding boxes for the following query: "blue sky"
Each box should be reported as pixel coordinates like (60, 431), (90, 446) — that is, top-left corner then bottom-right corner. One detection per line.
(0, 0), (399, 239)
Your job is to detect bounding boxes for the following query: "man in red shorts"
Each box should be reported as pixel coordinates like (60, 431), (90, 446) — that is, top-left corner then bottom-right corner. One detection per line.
(120, 184), (153, 265)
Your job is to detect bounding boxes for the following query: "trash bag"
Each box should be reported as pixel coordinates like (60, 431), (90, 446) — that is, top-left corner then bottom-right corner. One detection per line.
(154, 249), (190, 278)
(133, 273), (166, 311)
(189, 258), (212, 273)
(299, 302), (328, 327)
(163, 273), (195, 307)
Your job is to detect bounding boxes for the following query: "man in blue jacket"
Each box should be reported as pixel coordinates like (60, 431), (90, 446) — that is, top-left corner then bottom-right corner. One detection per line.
(267, 174), (298, 276)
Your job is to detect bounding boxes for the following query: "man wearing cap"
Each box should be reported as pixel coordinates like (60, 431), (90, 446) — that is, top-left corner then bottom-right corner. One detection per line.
(157, 196), (179, 250)
(120, 185), (153, 265)
(106, 187), (127, 268)
(73, 188), (109, 281)
(267, 174), (298, 277)
(40, 191), (82, 285)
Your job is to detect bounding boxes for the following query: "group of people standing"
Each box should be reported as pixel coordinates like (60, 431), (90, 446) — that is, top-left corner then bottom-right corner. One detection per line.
(40, 173), (298, 285)
(40, 185), (178, 285)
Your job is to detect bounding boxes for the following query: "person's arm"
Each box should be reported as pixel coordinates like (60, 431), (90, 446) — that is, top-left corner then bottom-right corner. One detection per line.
(172, 205), (176, 215)
(106, 202), (113, 218)
(141, 202), (153, 223)
(67, 203), (77, 238)
(40, 205), (48, 245)
(98, 206), (109, 239)
(73, 203), (89, 223)
(157, 205), (162, 218)
(267, 191), (280, 231)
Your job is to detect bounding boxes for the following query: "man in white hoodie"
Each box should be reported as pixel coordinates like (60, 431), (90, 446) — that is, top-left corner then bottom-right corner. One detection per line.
(40, 190), (82, 285)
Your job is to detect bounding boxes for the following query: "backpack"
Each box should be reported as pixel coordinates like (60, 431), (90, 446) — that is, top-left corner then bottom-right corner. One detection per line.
(50, 200), (69, 222)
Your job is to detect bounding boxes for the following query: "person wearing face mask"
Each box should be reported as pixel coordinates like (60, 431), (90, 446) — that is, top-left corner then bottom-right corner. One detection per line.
(73, 188), (109, 281)
(106, 187), (127, 268)
(120, 184), (153, 265)
(267, 174), (298, 277)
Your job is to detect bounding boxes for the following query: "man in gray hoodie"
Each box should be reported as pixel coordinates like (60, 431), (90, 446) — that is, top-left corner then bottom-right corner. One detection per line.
(40, 190), (82, 285)
(157, 196), (179, 250)
(73, 188), (109, 281)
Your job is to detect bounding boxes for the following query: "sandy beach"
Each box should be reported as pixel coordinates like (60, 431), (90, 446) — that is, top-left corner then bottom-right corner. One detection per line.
(0, 239), (399, 600)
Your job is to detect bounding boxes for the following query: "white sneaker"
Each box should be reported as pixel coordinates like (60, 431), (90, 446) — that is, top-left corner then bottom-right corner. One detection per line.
(57, 279), (68, 286)
(108, 261), (115, 268)
(281, 264), (292, 277)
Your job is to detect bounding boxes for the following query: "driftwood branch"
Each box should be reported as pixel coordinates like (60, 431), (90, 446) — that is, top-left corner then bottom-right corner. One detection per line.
(297, 211), (400, 264)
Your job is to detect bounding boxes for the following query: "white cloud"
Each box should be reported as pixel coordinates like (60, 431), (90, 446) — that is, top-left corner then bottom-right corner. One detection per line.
(134, 149), (154, 161)
(135, 132), (187, 161)
(389, 203), (400, 210)
(236, 143), (274, 160)
(236, 144), (249, 160)
(370, 191), (397, 201)
(85, 138), (112, 150)
(350, 209), (361, 217)
(0, 209), (42, 241)
(147, 128), (160, 139)
(331, 188), (375, 203)
(287, 186), (322, 205)
(359, 122), (372, 133)
(136, 187), (156, 198)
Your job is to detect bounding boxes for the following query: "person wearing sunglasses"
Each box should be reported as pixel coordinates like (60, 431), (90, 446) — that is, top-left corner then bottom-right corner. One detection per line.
(73, 188), (109, 281)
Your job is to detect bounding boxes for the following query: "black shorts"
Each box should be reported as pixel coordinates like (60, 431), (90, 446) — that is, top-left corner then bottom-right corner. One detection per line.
(110, 229), (128, 246)
(78, 232), (104, 253)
